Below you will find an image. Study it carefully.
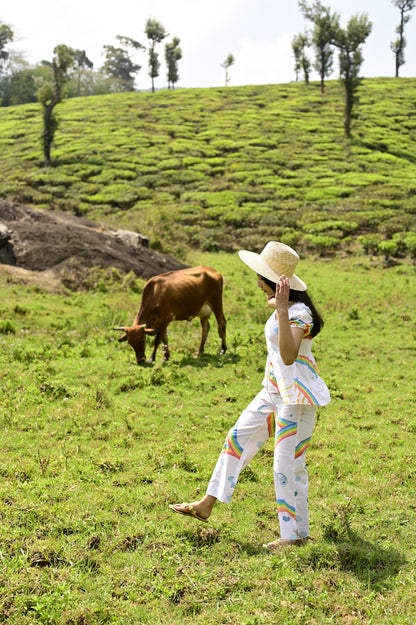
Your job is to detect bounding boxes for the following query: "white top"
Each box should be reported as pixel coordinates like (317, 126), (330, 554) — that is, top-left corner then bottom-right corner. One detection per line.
(262, 302), (331, 406)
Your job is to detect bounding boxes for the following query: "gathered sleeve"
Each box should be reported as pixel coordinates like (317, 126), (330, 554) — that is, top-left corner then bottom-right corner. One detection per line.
(289, 304), (313, 339)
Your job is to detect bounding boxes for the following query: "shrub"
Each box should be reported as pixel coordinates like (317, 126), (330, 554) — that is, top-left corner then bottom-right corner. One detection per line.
(0, 320), (16, 334)
(404, 233), (416, 259)
(280, 231), (301, 248)
(139, 175), (159, 189)
(303, 234), (339, 255)
(168, 170), (206, 186)
(357, 233), (383, 254)
(90, 169), (137, 183)
(378, 239), (399, 258)
(391, 232), (409, 255)
(157, 158), (182, 170)
(210, 139), (242, 153)
(182, 156), (200, 167)
(304, 187), (354, 201)
(87, 184), (140, 207)
(60, 260), (130, 292)
(28, 172), (77, 187)
(303, 220), (359, 235)
(379, 216), (416, 237)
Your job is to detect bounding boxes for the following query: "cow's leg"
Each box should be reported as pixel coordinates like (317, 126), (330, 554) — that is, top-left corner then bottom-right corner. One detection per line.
(149, 326), (170, 362)
(197, 316), (210, 355)
(212, 307), (227, 354)
(207, 287), (227, 354)
(161, 328), (170, 361)
(149, 331), (161, 362)
(217, 313), (227, 354)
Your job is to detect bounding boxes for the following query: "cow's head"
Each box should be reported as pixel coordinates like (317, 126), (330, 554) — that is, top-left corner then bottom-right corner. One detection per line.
(113, 324), (156, 363)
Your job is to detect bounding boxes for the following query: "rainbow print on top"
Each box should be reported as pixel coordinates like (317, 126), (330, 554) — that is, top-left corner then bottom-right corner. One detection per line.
(290, 317), (312, 338)
(295, 354), (318, 376)
(294, 379), (319, 405)
(267, 363), (279, 392)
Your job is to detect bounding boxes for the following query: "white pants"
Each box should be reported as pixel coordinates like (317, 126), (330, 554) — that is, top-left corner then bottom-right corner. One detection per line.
(206, 387), (316, 540)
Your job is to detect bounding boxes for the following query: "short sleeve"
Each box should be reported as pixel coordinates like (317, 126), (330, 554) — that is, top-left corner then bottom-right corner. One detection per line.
(289, 303), (313, 338)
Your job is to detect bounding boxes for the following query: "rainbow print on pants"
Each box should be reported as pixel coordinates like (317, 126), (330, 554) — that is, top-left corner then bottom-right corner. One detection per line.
(266, 411), (275, 438)
(221, 428), (243, 459)
(295, 436), (311, 459)
(274, 415), (297, 448)
(276, 499), (296, 520)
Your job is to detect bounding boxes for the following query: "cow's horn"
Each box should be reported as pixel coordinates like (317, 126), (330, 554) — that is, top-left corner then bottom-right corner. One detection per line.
(112, 327), (126, 331)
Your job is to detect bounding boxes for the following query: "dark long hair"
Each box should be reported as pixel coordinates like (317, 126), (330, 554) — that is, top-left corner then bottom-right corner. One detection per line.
(260, 275), (324, 337)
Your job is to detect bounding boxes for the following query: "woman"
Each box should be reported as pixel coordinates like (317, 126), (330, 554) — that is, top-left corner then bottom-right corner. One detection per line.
(169, 241), (330, 550)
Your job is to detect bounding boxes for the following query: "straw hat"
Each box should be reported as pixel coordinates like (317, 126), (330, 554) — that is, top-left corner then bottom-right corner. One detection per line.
(238, 241), (307, 291)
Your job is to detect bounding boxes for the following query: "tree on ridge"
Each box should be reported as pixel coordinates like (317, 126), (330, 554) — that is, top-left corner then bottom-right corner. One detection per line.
(333, 13), (372, 138)
(145, 19), (168, 92)
(72, 50), (93, 96)
(291, 33), (310, 83)
(102, 36), (144, 92)
(298, 0), (339, 93)
(0, 22), (14, 73)
(390, 0), (415, 77)
(37, 45), (75, 167)
(165, 37), (182, 89)
(221, 53), (235, 86)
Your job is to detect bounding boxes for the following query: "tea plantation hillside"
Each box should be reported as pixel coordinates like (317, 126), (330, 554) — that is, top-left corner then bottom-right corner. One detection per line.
(1, 78), (415, 260)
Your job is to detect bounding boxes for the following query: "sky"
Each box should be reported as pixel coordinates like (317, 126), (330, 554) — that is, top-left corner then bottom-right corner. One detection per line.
(1, 0), (415, 90)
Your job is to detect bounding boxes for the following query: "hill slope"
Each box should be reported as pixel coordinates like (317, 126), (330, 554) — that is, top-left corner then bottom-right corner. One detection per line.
(0, 78), (415, 259)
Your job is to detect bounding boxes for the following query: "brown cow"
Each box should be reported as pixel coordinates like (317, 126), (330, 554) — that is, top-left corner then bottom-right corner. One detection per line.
(114, 265), (227, 363)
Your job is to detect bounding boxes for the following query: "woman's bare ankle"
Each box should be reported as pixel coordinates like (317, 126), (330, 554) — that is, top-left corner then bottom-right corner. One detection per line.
(193, 495), (217, 518)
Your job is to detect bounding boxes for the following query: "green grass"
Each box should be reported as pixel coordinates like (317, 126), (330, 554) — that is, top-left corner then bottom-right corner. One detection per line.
(0, 252), (415, 623)
(0, 78), (416, 260)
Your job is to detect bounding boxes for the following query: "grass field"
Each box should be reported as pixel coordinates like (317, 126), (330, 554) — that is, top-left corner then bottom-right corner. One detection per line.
(0, 251), (415, 624)
(0, 78), (416, 260)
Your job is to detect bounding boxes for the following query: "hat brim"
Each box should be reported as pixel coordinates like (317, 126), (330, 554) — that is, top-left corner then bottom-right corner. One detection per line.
(238, 250), (307, 291)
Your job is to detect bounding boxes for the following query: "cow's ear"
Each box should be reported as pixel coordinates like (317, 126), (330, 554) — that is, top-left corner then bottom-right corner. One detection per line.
(118, 333), (128, 343)
(144, 328), (157, 335)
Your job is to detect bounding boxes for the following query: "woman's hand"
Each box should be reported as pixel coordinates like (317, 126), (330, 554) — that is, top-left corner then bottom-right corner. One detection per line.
(274, 275), (303, 364)
(274, 275), (290, 312)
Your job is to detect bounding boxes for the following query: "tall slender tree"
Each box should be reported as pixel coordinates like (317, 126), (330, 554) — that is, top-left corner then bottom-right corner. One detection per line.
(301, 51), (312, 85)
(298, 1), (339, 93)
(72, 50), (93, 96)
(145, 19), (168, 92)
(37, 45), (75, 167)
(165, 37), (182, 89)
(291, 33), (310, 83)
(390, 0), (415, 77)
(221, 53), (235, 86)
(0, 23), (14, 73)
(333, 13), (372, 138)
